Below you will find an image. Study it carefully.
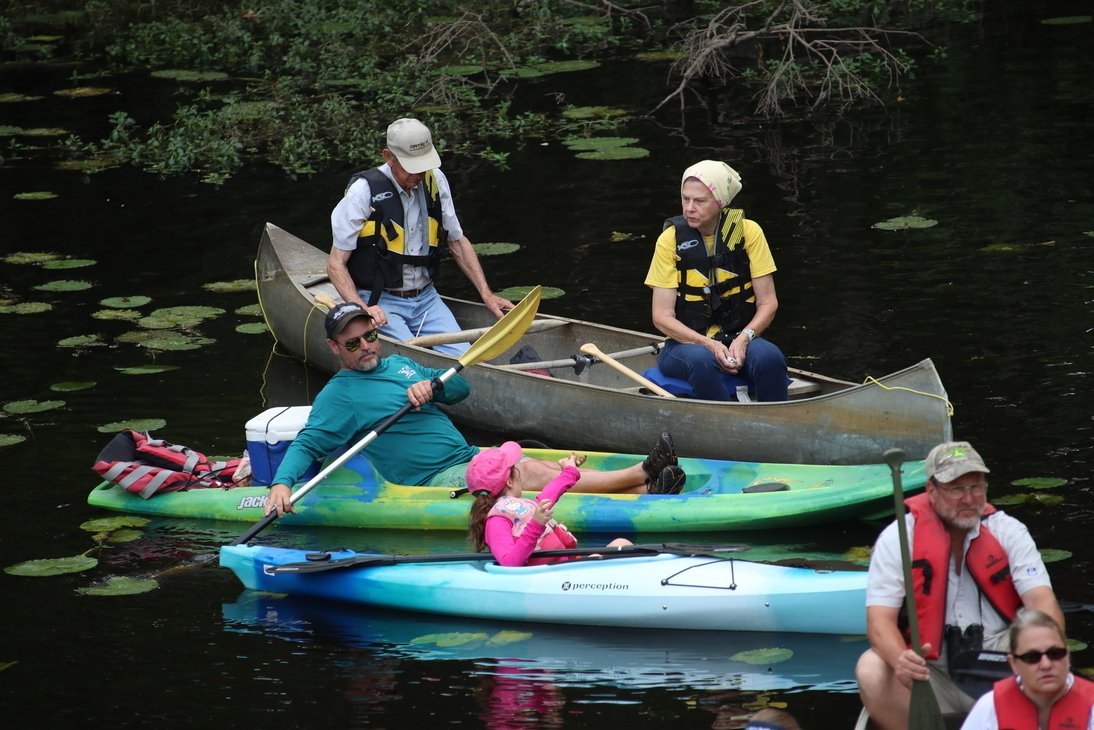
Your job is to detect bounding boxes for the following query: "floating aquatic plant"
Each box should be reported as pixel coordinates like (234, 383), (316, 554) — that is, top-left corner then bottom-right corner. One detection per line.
(873, 216), (938, 230)
(79, 576), (160, 596)
(563, 136), (639, 151)
(53, 87), (113, 97)
(42, 258), (96, 269)
(437, 65), (483, 76)
(80, 516), (151, 533)
(562, 106), (628, 119)
(53, 157), (121, 172)
(636, 50), (688, 62)
(1070, 639), (1089, 652)
(4, 399), (64, 414)
(92, 308), (140, 320)
(1041, 16), (1092, 24)
(234, 304), (262, 316)
(150, 69), (229, 81)
(0, 302), (53, 314)
(235, 323), (268, 334)
(575, 147), (649, 160)
(495, 285), (564, 300)
(4, 555), (98, 576)
(534, 60), (599, 74)
(610, 231), (645, 242)
(14, 192), (59, 200)
(50, 381), (95, 391)
(34, 280), (92, 291)
(0, 434), (27, 447)
(1038, 548), (1072, 563)
(411, 632), (490, 647)
(0, 93), (45, 102)
(1012, 477), (1067, 489)
(115, 365), (180, 375)
(472, 242), (520, 256)
(22, 128), (71, 136)
(138, 334), (214, 351)
(101, 296), (151, 308)
(203, 279), (255, 292)
(97, 418), (167, 433)
(116, 330), (157, 343)
(58, 334), (105, 347)
(0, 126), (24, 135)
(5, 252), (61, 264)
(730, 648), (794, 665)
(486, 630), (533, 646)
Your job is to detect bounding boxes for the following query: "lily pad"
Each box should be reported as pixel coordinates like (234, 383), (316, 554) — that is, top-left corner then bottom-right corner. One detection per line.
(0, 302), (52, 314)
(80, 516), (150, 532)
(92, 308), (140, 320)
(34, 280), (92, 291)
(27, 35), (63, 42)
(58, 334), (105, 347)
(4, 399), (64, 414)
(495, 286), (565, 300)
(148, 305), (226, 324)
(534, 60), (600, 74)
(438, 65), (484, 76)
(510, 66), (549, 78)
(234, 304), (262, 316)
(1038, 548), (1072, 563)
(991, 494), (1034, 506)
(203, 279), (255, 293)
(51, 381), (95, 391)
(873, 216), (938, 230)
(14, 192), (59, 200)
(54, 157), (121, 172)
(22, 128), (71, 136)
(575, 147), (650, 160)
(79, 576), (159, 596)
(4, 251), (61, 264)
(150, 69), (230, 81)
(0, 434), (27, 447)
(563, 136), (639, 151)
(4, 555), (97, 576)
(980, 243), (1023, 252)
(636, 50), (688, 62)
(235, 323), (268, 334)
(116, 330), (157, 343)
(1011, 477), (1067, 490)
(472, 242), (520, 256)
(562, 106), (628, 119)
(139, 335), (215, 351)
(1069, 639), (1089, 652)
(486, 630), (534, 646)
(137, 315), (180, 329)
(42, 259), (96, 269)
(1041, 16), (1092, 24)
(101, 296), (151, 308)
(730, 648), (794, 665)
(105, 529), (144, 543)
(1031, 493), (1064, 507)
(410, 632), (490, 647)
(0, 93), (45, 102)
(115, 365), (181, 375)
(53, 87), (113, 97)
(97, 418), (167, 433)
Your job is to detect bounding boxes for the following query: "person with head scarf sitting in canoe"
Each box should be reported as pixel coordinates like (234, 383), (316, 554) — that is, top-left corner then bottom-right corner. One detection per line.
(960, 609), (1094, 730)
(466, 445), (633, 567)
(264, 304), (688, 519)
(644, 160), (788, 402)
(856, 442), (1064, 730)
(327, 118), (514, 357)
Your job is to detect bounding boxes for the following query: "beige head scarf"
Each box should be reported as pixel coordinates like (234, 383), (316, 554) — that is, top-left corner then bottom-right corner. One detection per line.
(682, 160), (743, 207)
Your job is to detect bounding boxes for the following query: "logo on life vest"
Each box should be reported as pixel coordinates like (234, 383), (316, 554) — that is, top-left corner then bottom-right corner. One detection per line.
(372, 191), (394, 202)
(1060, 718), (1080, 730)
(678, 239), (700, 251)
(237, 495), (268, 510)
(561, 581), (629, 591)
(985, 553), (1004, 569)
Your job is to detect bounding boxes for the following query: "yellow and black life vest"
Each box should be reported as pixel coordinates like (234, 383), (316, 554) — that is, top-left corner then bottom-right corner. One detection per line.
(664, 209), (755, 339)
(345, 168), (447, 305)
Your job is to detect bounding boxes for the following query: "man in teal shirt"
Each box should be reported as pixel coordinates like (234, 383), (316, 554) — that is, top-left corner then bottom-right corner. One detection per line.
(265, 303), (684, 518)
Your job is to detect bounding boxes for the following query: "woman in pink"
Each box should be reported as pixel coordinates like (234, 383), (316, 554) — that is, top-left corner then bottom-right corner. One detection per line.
(465, 442), (631, 566)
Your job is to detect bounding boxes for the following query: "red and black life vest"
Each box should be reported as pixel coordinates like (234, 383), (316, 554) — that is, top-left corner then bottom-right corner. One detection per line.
(92, 430), (242, 499)
(906, 492), (1023, 660)
(993, 674), (1094, 730)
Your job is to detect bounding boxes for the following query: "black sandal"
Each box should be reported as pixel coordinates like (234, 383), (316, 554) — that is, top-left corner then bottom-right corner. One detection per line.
(648, 465), (686, 495)
(641, 432), (677, 482)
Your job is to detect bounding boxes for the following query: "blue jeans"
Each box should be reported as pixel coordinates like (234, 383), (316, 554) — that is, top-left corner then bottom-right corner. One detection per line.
(658, 337), (788, 402)
(357, 283), (469, 356)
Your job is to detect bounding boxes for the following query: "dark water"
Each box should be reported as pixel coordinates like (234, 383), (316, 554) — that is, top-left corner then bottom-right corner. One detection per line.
(2, 3), (1092, 728)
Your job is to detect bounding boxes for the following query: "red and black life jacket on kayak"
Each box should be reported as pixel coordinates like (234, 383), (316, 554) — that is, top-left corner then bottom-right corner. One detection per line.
(91, 430), (242, 499)
(906, 492), (1022, 660)
(993, 674), (1094, 730)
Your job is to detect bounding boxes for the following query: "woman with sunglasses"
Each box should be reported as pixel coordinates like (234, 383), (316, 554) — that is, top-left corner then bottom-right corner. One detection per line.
(960, 609), (1094, 730)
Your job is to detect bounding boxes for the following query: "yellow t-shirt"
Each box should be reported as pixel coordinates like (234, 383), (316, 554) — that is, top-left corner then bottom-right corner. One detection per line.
(644, 218), (776, 289)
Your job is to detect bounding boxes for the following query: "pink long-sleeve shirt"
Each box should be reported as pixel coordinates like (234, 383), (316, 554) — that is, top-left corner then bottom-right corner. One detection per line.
(485, 466), (580, 566)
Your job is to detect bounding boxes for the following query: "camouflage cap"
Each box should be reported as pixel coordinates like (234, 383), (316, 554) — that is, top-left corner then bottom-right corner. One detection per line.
(925, 441), (990, 483)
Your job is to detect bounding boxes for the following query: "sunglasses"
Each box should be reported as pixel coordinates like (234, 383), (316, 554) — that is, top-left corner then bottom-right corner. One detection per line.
(340, 329), (379, 351)
(1012, 646), (1068, 664)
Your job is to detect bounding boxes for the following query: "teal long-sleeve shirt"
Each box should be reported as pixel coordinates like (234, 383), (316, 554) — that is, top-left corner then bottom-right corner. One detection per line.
(272, 355), (478, 487)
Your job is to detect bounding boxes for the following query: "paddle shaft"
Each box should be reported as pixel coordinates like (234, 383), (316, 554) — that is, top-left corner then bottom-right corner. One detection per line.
(406, 319), (566, 348)
(497, 342), (663, 373)
(579, 343), (676, 398)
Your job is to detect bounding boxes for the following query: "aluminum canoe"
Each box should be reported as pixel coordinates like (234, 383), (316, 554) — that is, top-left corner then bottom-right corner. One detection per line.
(256, 222), (953, 464)
(220, 544), (868, 634)
(88, 446), (926, 532)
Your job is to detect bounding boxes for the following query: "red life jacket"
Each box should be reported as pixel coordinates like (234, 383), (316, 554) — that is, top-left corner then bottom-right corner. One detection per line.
(993, 674), (1094, 730)
(906, 492), (1023, 660)
(92, 430), (242, 499)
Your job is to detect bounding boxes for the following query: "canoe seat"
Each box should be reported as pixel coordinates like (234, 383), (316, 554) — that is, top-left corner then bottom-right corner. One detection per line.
(641, 367), (762, 402)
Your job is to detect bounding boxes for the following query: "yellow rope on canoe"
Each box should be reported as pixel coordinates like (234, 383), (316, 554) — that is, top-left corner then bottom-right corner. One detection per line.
(862, 376), (955, 416)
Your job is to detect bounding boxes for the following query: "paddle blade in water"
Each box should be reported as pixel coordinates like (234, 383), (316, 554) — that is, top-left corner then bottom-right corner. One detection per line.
(908, 679), (945, 730)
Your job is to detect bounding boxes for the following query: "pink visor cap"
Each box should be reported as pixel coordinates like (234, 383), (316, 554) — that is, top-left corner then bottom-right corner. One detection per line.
(466, 441), (523, 497)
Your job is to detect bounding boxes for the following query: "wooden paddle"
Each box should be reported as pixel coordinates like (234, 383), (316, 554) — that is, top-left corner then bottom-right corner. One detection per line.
(262, 542), (752, 574)
(579, 343), (676, 398)
(230, 285), (544, 546)
(884, 448), (946, 730)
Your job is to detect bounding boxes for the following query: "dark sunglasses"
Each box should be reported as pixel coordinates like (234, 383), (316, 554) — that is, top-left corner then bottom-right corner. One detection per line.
(340, 329), (379, 351)
(1012, 646), (1068, 664)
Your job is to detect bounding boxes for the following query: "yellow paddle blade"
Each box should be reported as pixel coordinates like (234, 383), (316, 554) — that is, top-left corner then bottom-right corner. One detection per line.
(459, 286), (542, 368)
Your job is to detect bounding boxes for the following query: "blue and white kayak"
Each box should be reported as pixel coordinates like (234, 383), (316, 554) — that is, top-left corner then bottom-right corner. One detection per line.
(219, 544), (867, 635)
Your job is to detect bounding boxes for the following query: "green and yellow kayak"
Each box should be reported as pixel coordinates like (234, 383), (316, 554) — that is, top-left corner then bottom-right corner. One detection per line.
(88, 447), (924, 533)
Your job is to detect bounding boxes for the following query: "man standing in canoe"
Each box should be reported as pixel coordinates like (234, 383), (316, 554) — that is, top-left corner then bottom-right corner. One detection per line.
(856, 441), (1064, 730)
(644, 160), (788, 401)
(264, 304), (685, 518)
(327, 117), (513, 356)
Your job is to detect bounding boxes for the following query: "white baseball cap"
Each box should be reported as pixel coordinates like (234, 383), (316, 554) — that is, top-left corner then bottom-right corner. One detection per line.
(386, 118), (442, 174)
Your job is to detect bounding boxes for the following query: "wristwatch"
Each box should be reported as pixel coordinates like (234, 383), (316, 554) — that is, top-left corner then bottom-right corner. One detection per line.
(742, 328), (756, 343)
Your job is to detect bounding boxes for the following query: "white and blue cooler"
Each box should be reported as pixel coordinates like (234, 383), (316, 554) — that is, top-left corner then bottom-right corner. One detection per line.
(245, 406), (321, 487)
